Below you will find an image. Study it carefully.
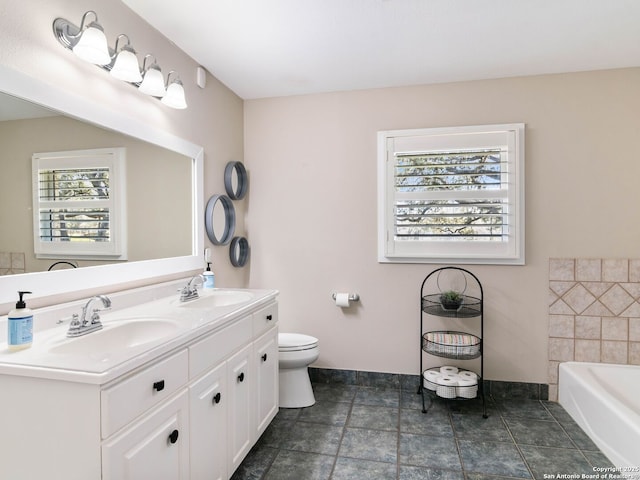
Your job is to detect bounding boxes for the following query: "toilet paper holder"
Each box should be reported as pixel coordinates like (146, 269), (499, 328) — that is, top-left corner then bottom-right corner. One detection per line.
(331, 293), (360, 302)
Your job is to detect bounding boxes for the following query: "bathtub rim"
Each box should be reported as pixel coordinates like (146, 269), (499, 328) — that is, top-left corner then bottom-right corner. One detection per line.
(558, 361), (640, 469)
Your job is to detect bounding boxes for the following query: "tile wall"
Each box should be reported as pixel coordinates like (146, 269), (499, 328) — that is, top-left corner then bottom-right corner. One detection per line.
(548, 258), (640, 400)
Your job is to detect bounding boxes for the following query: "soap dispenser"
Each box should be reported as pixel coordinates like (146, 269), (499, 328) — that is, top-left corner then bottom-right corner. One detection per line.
(203, 247), (215, 289)
(203, 263), (215, 289)
(8, 291), (33, 351)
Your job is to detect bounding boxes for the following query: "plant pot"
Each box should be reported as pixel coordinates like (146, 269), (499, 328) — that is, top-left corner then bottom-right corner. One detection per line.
(440, 298), (463, 311)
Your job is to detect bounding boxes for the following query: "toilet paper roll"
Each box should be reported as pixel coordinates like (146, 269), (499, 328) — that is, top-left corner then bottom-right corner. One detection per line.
(435, 375), (458, 399)
(457, 378), (476, 387)
(456, 377), (478, 399)
(423, 370), (441, 391)
(335, 293), (350, 307)
(440, 365), (459, 375)
(435, 374), (459, 385)
(424, 370), (441, 381)
(459, 370), (478, 381)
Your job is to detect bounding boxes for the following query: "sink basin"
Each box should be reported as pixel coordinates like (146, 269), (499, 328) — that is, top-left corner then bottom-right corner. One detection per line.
(45, 318), (182, 357)
(179, 290), (254, 308)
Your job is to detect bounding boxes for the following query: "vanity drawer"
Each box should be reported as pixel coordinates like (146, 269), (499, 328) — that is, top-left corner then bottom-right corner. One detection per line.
(189, 315), (252, 379)
(252, 303), (278, 336)
(101, 349), (188, 438)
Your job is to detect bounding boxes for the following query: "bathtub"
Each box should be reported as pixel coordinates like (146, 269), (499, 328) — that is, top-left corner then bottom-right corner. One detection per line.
(559, 362), (640, 468)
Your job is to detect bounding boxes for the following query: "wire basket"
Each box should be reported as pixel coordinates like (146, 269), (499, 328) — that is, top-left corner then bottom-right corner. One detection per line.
(422, 367), (479, 399)
(421, 294), (481, 318)
(422, 331), (481, 359)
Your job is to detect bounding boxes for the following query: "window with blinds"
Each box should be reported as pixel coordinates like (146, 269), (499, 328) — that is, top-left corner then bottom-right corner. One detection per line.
(32, 148), (127, 259)
(37, 167), (111, 243)
(378, 124), (524, 264)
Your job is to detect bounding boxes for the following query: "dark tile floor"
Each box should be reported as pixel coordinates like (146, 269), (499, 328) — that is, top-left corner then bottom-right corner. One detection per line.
(232, 382), (614, 480)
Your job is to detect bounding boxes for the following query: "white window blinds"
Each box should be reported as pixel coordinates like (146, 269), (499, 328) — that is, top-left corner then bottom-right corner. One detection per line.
(32, 148), (127, 259)
(378, 124), (524, 264)
(395, 149), (507, 241)
(37, 166), (111, 243)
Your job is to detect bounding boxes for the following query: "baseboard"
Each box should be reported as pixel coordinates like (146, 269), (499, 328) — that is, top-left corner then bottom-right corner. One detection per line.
(308, 367), (549, 401)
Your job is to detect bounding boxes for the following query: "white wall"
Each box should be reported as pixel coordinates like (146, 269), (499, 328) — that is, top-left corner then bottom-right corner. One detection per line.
(0, 1), (247, 304)
(245, 68), (640, 383)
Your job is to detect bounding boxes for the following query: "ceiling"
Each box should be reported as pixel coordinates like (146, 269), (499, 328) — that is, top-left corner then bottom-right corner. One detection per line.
(125, 0), (640, 100)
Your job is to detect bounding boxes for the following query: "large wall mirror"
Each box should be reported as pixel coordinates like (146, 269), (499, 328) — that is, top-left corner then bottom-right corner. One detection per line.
(0, 65), (203, 309)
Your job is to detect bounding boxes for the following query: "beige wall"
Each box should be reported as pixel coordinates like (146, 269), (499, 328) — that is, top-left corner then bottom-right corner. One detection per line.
(245, 68), (640, 383)
(0, 1), (247, 291)
(3, 1), (639, 384)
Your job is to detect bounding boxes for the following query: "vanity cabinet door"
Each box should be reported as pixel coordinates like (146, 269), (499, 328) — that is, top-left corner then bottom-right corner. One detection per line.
(254, 326), (279, 437)
(102, 389), (190, 480)
(189, 361), (227, 480)
(227, 343), (253, 473)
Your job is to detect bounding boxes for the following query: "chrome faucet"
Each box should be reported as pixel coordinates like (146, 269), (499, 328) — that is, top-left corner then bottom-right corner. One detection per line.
(67, 295), (111, 337)
(180, 275), (204, 302)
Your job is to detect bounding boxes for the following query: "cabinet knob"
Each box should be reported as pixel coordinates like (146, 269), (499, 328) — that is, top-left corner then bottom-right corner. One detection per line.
(237, 372), (245, 383)
(153, 380), (165, 392)
(266, 314), (273, 321)
(212, 392), (222, 404)
(261, 353), (268, 362)
(168, 429), (179, 445)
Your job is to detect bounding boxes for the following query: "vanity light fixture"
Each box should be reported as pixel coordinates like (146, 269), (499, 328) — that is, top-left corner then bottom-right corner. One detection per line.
(161, 71), (187, 109)
(53, 11), (187, 109)
(110, 34), (142, 83)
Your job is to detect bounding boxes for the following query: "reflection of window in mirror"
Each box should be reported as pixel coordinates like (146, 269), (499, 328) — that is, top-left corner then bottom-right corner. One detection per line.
(31, 147), (127, 260)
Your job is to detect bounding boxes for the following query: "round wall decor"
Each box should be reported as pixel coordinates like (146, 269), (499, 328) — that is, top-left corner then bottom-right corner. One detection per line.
(229, 236), (250, 267)
(224, 161), (248, 200)
(205, 194), (236, 245)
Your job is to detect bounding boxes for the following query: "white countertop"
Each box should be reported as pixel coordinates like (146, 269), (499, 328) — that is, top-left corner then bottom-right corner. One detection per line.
(0, 282), (278, 385)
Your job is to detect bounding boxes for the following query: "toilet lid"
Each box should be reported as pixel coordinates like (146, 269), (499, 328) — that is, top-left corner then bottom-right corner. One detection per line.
(278, 333), (318, 350)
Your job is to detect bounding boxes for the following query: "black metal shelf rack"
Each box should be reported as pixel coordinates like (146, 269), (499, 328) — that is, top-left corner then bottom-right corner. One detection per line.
(419, 266), (488, 418)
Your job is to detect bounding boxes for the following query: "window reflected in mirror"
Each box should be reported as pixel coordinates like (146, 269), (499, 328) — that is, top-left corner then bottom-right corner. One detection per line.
(0, 92), (193, 274)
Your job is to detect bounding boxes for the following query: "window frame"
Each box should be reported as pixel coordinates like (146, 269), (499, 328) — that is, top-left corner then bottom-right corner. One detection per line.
(31, 147), (127, 260)
(377, 124), (525, 265)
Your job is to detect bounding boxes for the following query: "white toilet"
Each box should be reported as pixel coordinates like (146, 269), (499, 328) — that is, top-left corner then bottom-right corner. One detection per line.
(278, 333), (320, 408)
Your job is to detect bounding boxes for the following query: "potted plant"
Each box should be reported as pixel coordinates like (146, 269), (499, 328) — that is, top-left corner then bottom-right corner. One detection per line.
(439, 290), (463, 311)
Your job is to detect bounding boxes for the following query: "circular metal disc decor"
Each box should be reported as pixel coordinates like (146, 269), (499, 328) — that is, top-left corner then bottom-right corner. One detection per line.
(224, 161), (248, 200)
(205, 194), (236, 245)
(229, 236), (250, 267)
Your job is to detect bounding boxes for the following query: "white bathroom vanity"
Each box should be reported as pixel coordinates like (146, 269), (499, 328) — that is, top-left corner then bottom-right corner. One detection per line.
(0, 280), (279, 480)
